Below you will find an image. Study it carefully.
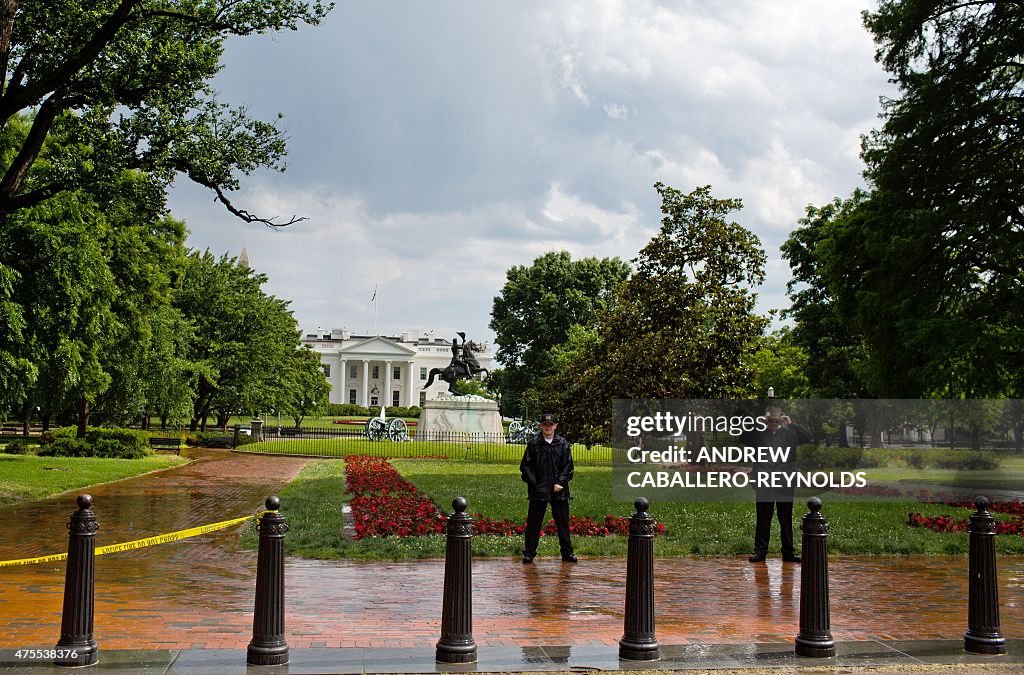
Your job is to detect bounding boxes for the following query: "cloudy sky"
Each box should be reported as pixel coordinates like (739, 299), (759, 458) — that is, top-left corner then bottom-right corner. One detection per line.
(167, 0), (892, 347)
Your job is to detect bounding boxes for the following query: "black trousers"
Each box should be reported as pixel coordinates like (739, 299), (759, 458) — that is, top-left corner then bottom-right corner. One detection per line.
(523, 499), (573, 557)
(753, 499), (795, 555)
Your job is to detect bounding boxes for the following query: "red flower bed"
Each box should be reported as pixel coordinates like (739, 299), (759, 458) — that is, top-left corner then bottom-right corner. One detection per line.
(906, 498), (1024, 536)
(344, 455), (666, 539)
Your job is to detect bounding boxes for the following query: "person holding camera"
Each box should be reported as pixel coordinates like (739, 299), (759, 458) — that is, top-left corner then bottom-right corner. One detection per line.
(744, 404), (812, 563)
(519, 413), (577, 563)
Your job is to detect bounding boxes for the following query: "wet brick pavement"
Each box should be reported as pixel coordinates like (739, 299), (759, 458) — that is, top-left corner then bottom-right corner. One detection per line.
(0, 450), (1021, 652)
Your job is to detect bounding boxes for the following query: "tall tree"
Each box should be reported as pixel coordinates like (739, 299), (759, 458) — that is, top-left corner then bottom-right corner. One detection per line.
(533, 184), (768, 441)
(781, 196), (872, 398)
(0, 0), (330, 225)
(175, 250), (303, 431)
(824, 0), (1024, 396)
(489, 251), (630, 417)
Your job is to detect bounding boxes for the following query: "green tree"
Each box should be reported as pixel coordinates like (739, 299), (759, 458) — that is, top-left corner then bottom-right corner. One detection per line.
(175, 250), (302, 431)
(0, 0), (331, 224)
(747, 328), (812, 400)
(817, 1), (1024, 396)
(533, 184), (768, 440)
(489, 250), (630, 417)
(282, 346), (330, 429)
(781, 195), (872, 398)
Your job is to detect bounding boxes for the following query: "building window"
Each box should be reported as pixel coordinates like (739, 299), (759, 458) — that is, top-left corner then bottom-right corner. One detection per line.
(349, 389), (356, 405)
(419, 391), (427, 406)
(392, 390), (400, 407)
(370, 395), (378, 406)
(322, 364), (331, 378)
(420, 367), (427, 381)
(372, 365), (379, 379)
(393, 365), (401, 380)
(349, 365), (357, 379)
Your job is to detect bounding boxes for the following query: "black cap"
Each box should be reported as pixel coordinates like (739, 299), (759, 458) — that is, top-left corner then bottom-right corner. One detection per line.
(538, 413), (558, 424)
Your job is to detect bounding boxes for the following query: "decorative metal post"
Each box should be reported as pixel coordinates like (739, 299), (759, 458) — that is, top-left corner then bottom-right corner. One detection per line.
(55, 494), (99, 667)
(247, 496), (289, 666)
(619, 497), (659, 661)
(964, 496), (1005, 654)
(795, 497), (835, 657)
(436, 496), (476, 663)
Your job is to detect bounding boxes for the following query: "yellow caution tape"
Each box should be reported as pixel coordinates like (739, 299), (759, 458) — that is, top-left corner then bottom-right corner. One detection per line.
(0, 512), (267, 568)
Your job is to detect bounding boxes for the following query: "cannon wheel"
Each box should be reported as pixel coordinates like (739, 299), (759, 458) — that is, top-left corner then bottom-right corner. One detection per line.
(365, 416), (387, 441)
(524, 420), (540, 439)
(387, 418), (409, 442)
(506, 420), (525, 444)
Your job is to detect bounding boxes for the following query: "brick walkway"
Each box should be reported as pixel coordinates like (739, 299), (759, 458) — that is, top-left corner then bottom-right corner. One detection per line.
(0, 451), (1021, 651)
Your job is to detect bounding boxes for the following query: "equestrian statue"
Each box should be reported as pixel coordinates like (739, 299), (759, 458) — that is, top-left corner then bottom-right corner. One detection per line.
(423, 332), (489, 393)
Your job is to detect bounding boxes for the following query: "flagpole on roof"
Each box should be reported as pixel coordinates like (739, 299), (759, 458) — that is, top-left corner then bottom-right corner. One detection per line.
(372, 285), (378, 336)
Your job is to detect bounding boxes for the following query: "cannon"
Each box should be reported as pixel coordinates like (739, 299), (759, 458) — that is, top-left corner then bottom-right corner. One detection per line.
(505, 419), (539, 444)
(364, 415), (411, 442)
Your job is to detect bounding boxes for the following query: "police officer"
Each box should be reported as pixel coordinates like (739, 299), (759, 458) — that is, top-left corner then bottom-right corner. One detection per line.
(519, 413), (577, 563)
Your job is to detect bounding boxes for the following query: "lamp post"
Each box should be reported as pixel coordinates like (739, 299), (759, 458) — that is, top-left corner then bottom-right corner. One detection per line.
(767, 387), (775, 399)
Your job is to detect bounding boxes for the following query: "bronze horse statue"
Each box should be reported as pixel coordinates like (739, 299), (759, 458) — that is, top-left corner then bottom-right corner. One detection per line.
(423, 333), (489, 393)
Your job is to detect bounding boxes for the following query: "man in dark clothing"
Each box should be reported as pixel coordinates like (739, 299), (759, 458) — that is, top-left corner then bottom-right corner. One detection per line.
(519, 413), (577, 563)
(745, 404), (812, 564)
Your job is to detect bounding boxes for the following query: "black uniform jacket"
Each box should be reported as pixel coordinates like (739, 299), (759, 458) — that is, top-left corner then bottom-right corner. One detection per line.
(743, 423), (812, 501)
(520, 434), (574, 502)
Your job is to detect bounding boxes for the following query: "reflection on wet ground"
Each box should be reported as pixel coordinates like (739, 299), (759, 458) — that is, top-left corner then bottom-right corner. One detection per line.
(0, 450), (1022, 649)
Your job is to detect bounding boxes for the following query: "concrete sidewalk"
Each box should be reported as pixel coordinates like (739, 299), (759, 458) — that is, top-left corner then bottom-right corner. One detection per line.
(1, 640), (1022, 673)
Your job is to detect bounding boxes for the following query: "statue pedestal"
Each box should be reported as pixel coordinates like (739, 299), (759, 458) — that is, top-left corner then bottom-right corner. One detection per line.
(417, 395), (503, 441)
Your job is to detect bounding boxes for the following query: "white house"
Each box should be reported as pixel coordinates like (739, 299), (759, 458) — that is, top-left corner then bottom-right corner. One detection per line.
(300, 328), (496, 407)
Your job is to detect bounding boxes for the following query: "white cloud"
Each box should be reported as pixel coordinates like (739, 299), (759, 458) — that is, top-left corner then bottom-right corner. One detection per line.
(170, 0), (892, 343)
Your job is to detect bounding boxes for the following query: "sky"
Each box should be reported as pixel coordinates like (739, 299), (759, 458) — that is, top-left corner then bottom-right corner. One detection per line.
(167, 0), (893, 349)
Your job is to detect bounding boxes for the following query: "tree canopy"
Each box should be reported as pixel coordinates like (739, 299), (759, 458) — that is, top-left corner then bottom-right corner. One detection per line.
(531, 184), (768, 442)
(0, 0), (331, 225)
(489, 250), (630, 417)
(783, 1), (1023, 398)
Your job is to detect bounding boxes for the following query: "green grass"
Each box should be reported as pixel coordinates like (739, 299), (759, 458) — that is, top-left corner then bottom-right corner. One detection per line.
(262, 457), (1024, 561)
(238, 437), (613, 464)
(0, 453), (187, 506)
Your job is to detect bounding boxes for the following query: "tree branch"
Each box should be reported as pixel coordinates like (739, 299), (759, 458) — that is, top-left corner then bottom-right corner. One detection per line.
(205, 180), (307, 228)
(0, 0), (140, 125)
(0, 89), (66, 209)
(0, 0), (19, 99)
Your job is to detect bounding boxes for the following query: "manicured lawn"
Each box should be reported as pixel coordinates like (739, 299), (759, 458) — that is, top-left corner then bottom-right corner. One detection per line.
(258, 457), (1024, 561)
(239, 438), (613, 464)
(0, 453), (187, 506)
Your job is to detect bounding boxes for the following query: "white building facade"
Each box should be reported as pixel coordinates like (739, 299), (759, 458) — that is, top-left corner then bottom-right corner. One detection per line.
(301, 328), (496, 407)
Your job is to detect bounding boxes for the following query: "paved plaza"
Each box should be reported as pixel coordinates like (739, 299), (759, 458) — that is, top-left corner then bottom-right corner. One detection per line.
(0, 449), (1021, 671)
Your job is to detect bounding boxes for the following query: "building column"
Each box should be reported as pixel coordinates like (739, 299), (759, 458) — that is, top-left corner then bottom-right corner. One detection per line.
(362, 360), (369, 407)
(385, 361), (393, 409)
(407, 360), (416, 406)
(342, 356), (350, 403)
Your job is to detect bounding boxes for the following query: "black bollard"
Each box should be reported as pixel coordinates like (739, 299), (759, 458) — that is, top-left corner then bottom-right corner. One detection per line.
(619, 497), (659, 661)
(795, 497), (835, 658)
(55, 494), (99, 667)
(964, 496), (1006, 654)
(247, 496), (289, 666)
(436, 496), (477, 664)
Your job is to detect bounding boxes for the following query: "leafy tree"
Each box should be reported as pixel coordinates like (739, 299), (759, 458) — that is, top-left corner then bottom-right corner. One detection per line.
(282, 346), (330, 429)
(781, 196), (872, 398)
(814, 1), (1024, 397)
(489, 250), (630, 417)
(175, 250), (301, 431)
(533, 184), (768, 440)
(747, 328), (812, 400)
(0, 0), (331, 225)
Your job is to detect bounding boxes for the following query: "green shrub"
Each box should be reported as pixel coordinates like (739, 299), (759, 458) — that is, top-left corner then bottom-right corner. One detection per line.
(86, 427), (150, 455)
(386, 406), (421, 419)
(38, 437), (94, 457)
(858, 447), (999, 470)
(2, 437), (34, 454)
(235, 433), (257, 446)
(186, 431), (234, 448)
(326, 403), (371, 416)
(39, 426), (77, 445)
